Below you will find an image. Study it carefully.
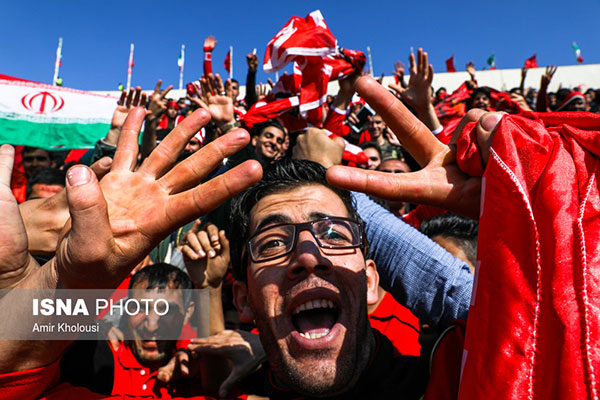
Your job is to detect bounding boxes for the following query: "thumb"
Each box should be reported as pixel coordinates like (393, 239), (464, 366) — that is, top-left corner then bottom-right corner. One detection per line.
(157, 356), (177, 382)
(219, 368), (240, 398)
(62, 165), (113, 271)
(476, 112), (504, 166)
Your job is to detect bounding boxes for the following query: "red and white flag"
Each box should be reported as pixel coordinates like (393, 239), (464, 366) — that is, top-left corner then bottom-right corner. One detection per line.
(224, 47), (232, 75)
(262, 10), (364, 127)
(263, 10), (336, 73)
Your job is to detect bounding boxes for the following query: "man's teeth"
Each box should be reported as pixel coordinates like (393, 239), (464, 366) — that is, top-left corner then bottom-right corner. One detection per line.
(293, 299), (336, 314)
(299, 330), (330, 339)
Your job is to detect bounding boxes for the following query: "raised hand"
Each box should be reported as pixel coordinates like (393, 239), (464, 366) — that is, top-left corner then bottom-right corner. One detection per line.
(246, 52), (258, 73)
(20, 157), (113, 258)
(147, 79), (173, 122)
(256, 83), (270, 101)
(389, 48), (434, 111)
(541, 65), (557, 87)
(203, 35), (217, 52)
(326, 76), (504, 219)
(106, 87), (148, 145)
(189, 74), (235, 127)
(181, 221), (230, 289)
(52, 107), (261, 289)
(466, 61), (476, 80)
(0, 145), (38, 289)
(292, 128), (345, 168)
(188, 330), (266, 397)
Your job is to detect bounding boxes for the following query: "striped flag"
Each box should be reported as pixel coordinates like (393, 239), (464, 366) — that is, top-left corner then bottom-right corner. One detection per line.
(224, 47), (232, 77)
(486, 54), (496, 70)
(572, 42), (583, 64)
(178, 46), (185, 72)
(0, 74), (117, 149)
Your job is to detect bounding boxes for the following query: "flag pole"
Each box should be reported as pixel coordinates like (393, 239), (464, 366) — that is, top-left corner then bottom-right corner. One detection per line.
(367, 46), (374, 77)
(178, 44), (185, 90)
(52, 37), (63, 86)
(126, 43), (134, 91)
(230, 46), (233, 80)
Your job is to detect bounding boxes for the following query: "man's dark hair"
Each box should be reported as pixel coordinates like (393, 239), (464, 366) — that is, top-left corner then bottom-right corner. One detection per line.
(359, 141), (381, 156)
(129, 263), (194, 306)
(231, 78), (239, 86)
(25, 168), (66, 200)
(250, 119), (285, 138)
(22, 146), (50, 157)
(229, 158), (363, 282)
(466, 87), (492, 110)
(420, 213), (478, 266)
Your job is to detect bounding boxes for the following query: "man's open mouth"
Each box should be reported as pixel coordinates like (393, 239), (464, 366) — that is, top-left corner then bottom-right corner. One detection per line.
(291, 298), (339, 339)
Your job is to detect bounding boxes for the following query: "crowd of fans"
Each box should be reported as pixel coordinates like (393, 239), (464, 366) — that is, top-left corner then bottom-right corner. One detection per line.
(1, 32), (599, 400)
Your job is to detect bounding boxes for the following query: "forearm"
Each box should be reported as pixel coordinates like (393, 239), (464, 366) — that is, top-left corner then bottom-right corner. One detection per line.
(245, 70), (258, 107)
(415, 103), (442, 132)
(209, 284), (225, 336)
(353, 192), (472, 327)
(536, 81), (549, 112)
(203, 52), (213, 77)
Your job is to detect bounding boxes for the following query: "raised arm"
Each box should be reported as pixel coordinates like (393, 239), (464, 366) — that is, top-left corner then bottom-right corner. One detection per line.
(388, 48), (441, 133)
(0, 107), (262, 373)
(327, 75), (503, 219)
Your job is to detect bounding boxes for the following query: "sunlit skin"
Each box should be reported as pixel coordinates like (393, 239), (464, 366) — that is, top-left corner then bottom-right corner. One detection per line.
(233, 185), (379, 396)
(127, 280), (195, 371)
(27, 183), (63, 200)
(251, 127), (285, 164)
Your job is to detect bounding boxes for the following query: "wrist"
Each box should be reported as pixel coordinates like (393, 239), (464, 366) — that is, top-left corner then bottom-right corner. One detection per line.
(218, 120), (240, 133)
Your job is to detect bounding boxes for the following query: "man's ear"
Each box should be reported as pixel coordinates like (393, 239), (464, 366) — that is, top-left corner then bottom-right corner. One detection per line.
(233, 281), (255, 323)
(251, 135), (258, 147)
(365, 259), (380, 306)
(183, 301), (195, 325)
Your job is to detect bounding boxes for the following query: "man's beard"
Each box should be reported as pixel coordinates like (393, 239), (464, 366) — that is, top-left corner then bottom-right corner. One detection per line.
(251, 290), (374, 396)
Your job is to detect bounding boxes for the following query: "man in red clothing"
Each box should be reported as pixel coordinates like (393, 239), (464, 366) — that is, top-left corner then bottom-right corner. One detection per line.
(61, 263), (200, 398)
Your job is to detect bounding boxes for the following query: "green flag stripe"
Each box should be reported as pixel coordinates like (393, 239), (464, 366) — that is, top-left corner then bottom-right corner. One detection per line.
(0, 118), (109, 150)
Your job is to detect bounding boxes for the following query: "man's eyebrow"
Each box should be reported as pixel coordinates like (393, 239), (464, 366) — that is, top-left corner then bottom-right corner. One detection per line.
(308, 212), (340, 220)
(254, 214), (292, 232)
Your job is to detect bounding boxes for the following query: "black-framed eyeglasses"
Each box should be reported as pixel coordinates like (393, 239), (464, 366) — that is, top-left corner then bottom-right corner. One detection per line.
(247, 217), (365, 263)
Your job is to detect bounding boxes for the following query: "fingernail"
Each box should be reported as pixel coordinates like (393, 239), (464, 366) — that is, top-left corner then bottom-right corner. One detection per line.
(481, 113), (502, 131)
(208, 250), (216, 258)
(67, 166), (91, 186)
(198, 249), (206, 257)
(100, 157), (113, 168)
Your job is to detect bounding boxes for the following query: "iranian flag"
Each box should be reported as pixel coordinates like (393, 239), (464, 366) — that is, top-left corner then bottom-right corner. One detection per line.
(0, 74), (118, 149)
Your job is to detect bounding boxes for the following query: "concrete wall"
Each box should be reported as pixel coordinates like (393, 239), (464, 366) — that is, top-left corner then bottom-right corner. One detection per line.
(91, 64), (600, 99)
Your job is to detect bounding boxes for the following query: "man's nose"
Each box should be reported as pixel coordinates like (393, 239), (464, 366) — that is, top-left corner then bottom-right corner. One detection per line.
(287, 230), (332, 279)
(143, 311), (161, 332)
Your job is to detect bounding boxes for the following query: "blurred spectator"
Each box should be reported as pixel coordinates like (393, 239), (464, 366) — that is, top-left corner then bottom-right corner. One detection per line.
(25, 168), (65, 200)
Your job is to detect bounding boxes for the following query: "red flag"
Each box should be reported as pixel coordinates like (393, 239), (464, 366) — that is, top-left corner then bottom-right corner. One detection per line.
(224, 48), (231, 74)
(263, 10), (337, 73)
(457, 112), (600, 399)
(262, 10), (363, 127)
(524, 54), (538, 69)
(446, 56), (456, 73)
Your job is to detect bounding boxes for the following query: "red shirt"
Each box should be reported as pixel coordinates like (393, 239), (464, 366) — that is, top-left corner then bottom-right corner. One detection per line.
(369, 292), (421, 356)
